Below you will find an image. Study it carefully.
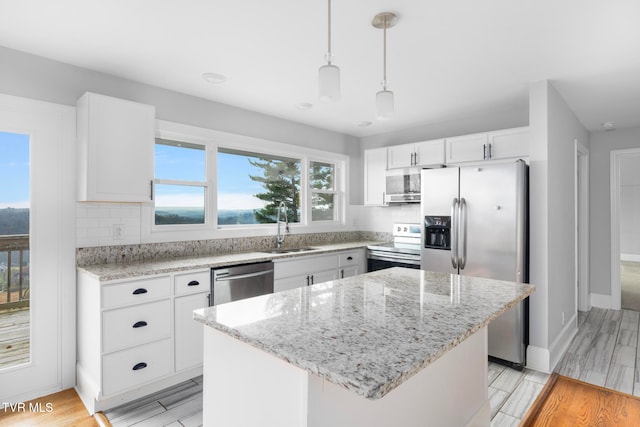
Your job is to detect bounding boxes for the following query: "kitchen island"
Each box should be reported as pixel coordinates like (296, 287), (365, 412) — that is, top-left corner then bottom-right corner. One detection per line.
(193, 267), (534, 427)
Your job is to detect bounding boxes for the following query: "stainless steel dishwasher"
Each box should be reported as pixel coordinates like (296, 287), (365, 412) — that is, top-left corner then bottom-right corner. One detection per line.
(210, 262), (274, 306)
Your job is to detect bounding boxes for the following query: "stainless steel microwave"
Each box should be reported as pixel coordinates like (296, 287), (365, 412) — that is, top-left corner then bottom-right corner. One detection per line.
(385, 168), (421, 204)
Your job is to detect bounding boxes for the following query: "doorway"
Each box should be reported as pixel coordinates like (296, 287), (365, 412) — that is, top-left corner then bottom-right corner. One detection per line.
(610, 148), (640, 311)
(0, 94), (76, 403)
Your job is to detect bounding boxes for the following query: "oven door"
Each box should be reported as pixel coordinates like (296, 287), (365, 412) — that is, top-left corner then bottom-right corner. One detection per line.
(367, 250), (421, 272)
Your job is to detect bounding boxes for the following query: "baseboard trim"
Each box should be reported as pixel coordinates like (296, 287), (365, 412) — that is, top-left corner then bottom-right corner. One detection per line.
(621, 253), (640, 262)
(590, 293), (613, 309)
(526, 345), (550, 373)
(548, 313), (578, 372)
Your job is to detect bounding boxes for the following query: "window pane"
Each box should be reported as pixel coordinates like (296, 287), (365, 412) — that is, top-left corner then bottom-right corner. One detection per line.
(310, 161), (334, 191)
(154, 184), (205, 225)
(218, 149), (301, 225)
(312, 193), (335, 221)
(155, 138), (206, 181)
(0, 131), (31, 368)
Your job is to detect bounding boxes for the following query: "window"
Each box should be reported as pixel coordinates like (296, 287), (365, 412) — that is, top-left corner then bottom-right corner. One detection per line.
(217, 148), (301, 225)
(309, 161), (336, 221)
(154, 138), (207, 226)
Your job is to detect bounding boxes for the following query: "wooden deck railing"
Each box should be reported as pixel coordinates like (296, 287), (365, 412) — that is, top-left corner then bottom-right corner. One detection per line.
(0, 234), (30, 307)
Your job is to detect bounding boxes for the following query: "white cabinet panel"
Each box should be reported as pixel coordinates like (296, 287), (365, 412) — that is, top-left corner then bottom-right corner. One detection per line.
(175, 292), (210, 372)
(311, 268), (338, 285)
(275, 274), (310, 293)
(487, 127), (528, 160)
(77, 92), (155, 202)
(446, 127), (528, 164)
(102, 300), (171, 353)
(101, 275), (171, 309)
(387, 144), (415, 169)
(102, 338), (172, 396)
(388, 140), (445, 169)
(174, 269), (210, 296)
(364, 147), (388, 206)
(415, 139), (445, 166)
(446, 133), (488, 164)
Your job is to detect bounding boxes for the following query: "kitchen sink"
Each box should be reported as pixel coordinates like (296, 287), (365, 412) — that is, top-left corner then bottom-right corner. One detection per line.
(260, 247), (316, 254)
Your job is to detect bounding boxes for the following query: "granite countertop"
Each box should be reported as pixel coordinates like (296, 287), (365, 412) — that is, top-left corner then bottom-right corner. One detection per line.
(77, 241), (380, 281)
(194, 267), (534, 400)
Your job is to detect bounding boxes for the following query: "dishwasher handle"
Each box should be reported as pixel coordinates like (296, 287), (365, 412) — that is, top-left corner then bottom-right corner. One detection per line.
(215, 269), (273, 282)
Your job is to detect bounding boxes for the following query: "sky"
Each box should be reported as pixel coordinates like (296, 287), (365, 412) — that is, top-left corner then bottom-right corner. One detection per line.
(0, 131), (30, 209)
(154, 144), (266, 210)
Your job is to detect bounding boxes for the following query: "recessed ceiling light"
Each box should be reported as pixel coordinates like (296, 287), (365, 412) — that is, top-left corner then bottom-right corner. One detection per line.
(601, 121), (616, 131)
(202, 72), (227, 84)
(296, 102), (313, 111)
(356, 121), (372, 127)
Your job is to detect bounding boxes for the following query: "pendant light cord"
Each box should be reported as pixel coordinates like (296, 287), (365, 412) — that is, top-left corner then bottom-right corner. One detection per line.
(327, 0), (332, 64)
(382, 15), (387, 90)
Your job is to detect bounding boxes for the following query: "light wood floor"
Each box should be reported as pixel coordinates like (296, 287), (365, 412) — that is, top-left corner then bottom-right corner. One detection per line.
(0, 388), (100, 427)
(521, 372), (640, 426)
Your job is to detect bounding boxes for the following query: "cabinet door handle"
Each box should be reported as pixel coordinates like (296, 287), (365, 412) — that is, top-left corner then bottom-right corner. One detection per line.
(347, 256), (353, 261)
(132, 321), (148, 328)
(341, 269), (344, 279)
(306, 275), (310, 286)
(132, 288), (148, 295)
(310, 275), (314, 285)
(487, 143), (492, 159)
(483, 144), (487, 160)
(187, 280), (200, 287)
(132, 362), (147, 371)
(150, 180), (154, 201)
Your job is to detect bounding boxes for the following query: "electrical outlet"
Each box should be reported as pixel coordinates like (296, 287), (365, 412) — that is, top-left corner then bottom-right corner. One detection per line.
(113, 224), (124, 240)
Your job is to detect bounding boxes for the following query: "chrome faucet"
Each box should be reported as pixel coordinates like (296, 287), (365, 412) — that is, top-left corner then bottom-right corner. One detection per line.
(275, 201), (289, 248)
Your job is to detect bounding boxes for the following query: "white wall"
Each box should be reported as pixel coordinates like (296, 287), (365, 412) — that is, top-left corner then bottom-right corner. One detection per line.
(590, 127), (640, 295)
(526, 80), (588, 372)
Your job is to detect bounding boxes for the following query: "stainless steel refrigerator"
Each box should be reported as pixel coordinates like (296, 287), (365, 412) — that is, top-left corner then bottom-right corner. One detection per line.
(420, 160), (528, 369)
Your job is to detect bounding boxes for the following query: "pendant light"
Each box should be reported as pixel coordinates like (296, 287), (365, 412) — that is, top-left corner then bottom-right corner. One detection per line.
(319, 0), (340, 102)
(372, 12), (398, 120)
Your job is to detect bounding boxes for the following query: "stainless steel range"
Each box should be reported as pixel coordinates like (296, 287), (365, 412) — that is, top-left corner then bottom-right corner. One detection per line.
(367, 223), (421, 271)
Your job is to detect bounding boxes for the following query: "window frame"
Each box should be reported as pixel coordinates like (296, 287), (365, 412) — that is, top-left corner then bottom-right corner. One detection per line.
(308, 159), (339, 223)
(141, 120), (349, 243)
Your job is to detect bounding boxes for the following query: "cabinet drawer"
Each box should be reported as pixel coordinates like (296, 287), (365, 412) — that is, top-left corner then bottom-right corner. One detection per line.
(103, 300), (171, 353)
(102, 276), (171, 309)
(339, 251), (361, 267)
(102, 338), (172, 396)
(175, 270), (210, 296)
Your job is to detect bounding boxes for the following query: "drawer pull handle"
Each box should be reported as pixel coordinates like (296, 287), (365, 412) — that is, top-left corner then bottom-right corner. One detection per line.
(132, 362), (147, 371)
(187, 280), (200, 287)
(132, 288), (148, 295)
(132, 321), (148, 328)
(347, 256), (353, 260)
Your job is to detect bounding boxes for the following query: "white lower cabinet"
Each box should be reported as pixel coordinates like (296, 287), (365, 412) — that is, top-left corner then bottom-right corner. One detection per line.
(76, 268), (210, 414)
(274, 249), (366, 292)
(102, 339), (173, 397)
(175, 292), (210, 372)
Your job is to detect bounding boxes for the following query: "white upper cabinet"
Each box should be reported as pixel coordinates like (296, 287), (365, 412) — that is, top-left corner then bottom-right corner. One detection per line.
(446, 127), (528, 164)
(387, 139), (445, 169)
(77, 92), (155, 202)
(445, 132), (488, 164)
(486, 127), (529, 161)
(364, 147), (388, 206)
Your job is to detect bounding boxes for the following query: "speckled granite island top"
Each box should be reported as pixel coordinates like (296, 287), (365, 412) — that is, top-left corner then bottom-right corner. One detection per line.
(194, 267), (534, 400)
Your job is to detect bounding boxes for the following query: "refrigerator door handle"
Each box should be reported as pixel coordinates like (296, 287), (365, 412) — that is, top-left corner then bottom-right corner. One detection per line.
(459, 197), (468, 269)
(451, 197), (459, 269)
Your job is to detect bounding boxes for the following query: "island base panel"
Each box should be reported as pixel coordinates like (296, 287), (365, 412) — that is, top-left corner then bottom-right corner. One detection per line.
(203, 327), (489, 427)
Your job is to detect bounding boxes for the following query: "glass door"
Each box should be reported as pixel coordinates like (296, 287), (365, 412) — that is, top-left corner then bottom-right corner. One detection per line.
(0, 95), (76, 404)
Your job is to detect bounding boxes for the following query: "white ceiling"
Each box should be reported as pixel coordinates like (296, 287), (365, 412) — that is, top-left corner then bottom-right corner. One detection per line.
(1, 0), (639, 137)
